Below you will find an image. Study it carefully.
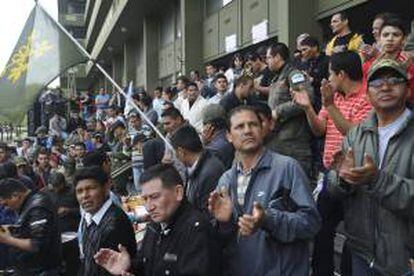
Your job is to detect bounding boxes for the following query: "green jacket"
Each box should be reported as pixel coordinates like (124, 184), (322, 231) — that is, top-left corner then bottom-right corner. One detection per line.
(267, 63), (314, 173)
(327, 109), (414, 276)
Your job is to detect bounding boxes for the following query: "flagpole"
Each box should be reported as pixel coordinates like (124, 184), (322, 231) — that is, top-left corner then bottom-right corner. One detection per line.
(36, 3), (173, 150)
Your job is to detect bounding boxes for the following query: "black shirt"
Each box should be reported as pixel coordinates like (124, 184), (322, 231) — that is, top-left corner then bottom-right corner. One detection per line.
(333, 32), (356, 53)
(47, 187), (80, 232)
(10, 191), (61, 274)
(220, 92), (257, 114)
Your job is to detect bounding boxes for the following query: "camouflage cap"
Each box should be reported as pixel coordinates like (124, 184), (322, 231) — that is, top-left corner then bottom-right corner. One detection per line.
(14, 156), (28, 166)
(367, 58), (408, 82)
(202, 104), (226, 124)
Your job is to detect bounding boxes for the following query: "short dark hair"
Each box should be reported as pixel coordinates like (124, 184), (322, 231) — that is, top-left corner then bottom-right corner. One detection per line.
(253, 102), (272, 120)
(37, 148), (49, 158)
(330, 51), (363, 81)
(83, 150), (109, 167)
(187, 82), (198, 90)
(300, 36), (320, 50)
(380, 15), (408, 36)
(154, 86), (163, 92)
(139, 164), (183, 188)
(267, 43), (290, 61)
(214, 73), (228, 83)
(73, 166), (109, 187)
(235, 75), (253, 88)
(246, 52), (261, 62)
(334, 11), (349, 21)
(48, 172), (66, 188)
(0, 162), (18, 179)
(227, 105), (262, 130)
(74, 142), (86, 149)
(170, 125), (203, 153)
(163, 86), (173, 95)
(231, 53), (244, 68)
(374, 12), (394, 22)
(176, 76), (190, 86)
(161, 107), (183, 120)
(140, 95), (153, 107)
(205, 63), (215, 68)
(0, 178), (27, 199)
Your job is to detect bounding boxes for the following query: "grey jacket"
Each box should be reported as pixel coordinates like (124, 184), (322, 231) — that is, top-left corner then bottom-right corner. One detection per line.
(216, 149), (320, 276)
(327, 110), (414, 276)
(267, 63), (314, 173)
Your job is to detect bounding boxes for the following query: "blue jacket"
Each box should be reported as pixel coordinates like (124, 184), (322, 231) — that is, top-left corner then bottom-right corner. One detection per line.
(216, 149), (320, 276)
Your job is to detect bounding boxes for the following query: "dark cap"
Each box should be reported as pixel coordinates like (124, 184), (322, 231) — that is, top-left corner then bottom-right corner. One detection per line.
(368, 58), (408, 82)
(14, 156), (28, 166)
(202, 104), (226, 124)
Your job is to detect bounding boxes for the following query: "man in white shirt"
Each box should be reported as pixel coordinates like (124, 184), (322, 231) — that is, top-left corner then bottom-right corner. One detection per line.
(179, 82), (208, 132)
(208, 74), (228, 104)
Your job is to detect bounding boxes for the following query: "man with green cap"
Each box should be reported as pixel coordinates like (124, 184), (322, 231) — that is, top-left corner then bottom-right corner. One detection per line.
(327, 58), (414, 275)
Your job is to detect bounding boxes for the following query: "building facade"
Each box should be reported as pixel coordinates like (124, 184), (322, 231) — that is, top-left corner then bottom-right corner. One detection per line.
(58, 0), (414, 94)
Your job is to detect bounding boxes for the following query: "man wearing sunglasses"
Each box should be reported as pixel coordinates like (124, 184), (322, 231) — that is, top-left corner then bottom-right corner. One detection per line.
(327, 58), (414, 275)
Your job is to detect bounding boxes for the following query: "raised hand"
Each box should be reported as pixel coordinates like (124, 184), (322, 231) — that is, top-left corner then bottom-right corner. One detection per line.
(292, 89), (312, 110)
(94, 244), (131, 275)
(208, 186), (233, 223)
(321, 79), (334, 108)
(238, 202), (265, 237)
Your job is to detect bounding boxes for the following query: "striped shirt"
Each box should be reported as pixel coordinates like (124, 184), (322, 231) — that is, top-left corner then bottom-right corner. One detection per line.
(318, 87), (372, 168)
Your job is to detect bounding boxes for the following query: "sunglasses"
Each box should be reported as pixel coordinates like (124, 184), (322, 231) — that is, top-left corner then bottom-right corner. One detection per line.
(368, 77), (407, 88)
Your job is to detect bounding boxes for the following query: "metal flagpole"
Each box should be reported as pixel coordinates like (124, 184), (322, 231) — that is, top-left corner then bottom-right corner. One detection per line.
(36, 2), (173, 149)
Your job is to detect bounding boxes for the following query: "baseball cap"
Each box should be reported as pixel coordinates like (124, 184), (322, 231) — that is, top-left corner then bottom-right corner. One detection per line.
(202, 104), (226, 124)
(14, 156), (28, 166)
(367, 58), (408, 82)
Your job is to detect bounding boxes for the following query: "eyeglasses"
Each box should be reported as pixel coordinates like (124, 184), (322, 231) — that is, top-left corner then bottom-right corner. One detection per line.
(368, 77), (407, 88)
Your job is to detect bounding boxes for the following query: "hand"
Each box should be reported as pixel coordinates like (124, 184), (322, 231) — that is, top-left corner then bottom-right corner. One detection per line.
(321, 79), (334, 108)
(208, 187), (233, 223)
(0, 225), (12, 244)
(339, 149), (378, 185)
(292, 89), (312, 110)
(94, 244), (131, 275)
(238, 202), (265, 236)
(58, 207), (70, 215)
(271, 110), (278, 122)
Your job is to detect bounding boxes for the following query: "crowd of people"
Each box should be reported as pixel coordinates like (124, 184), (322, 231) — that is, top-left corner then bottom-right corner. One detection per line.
(0, 11), (414, 276)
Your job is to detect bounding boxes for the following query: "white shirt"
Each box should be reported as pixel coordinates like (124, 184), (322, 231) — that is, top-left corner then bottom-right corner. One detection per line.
(180, 96), (208, 133)
(378, 108), (411, 168)
(84, 197), (112, 226)
(208, 92), (226, 105)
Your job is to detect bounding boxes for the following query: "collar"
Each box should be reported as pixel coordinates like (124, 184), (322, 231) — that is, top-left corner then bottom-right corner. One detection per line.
(187, 154), (201, 176)
(84, 197), (112, 226)
(154, 200), (191, 235)
(361, 107), (414, 134)
(236, 148), (269, 174)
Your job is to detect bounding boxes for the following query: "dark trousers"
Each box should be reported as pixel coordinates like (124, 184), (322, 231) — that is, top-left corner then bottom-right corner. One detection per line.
(312, 186), (351, 276)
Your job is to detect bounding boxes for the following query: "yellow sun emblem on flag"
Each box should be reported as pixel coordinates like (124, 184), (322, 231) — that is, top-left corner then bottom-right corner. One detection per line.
(0, 31), (53, 84)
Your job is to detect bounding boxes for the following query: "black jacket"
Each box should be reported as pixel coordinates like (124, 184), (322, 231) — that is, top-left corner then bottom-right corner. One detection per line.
(219, 92), (257, 114)
(133, 201), (220, 276)
(79, 204), (137, 276)
(186, 150), (226, 215)
(11, 191), (61, 274)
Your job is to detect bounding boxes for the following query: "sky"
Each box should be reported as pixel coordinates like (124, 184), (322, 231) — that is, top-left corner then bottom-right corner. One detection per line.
(0, 0), (58, 85)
